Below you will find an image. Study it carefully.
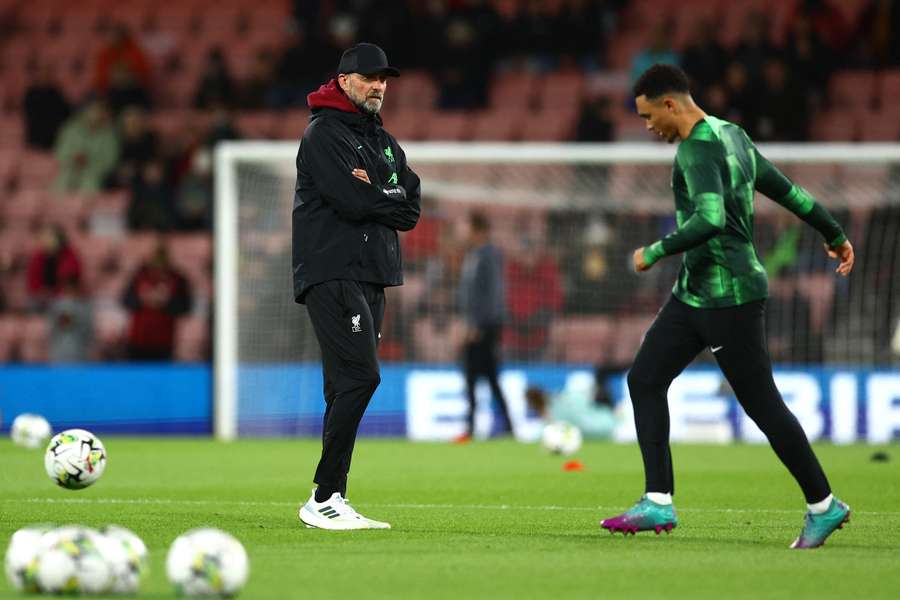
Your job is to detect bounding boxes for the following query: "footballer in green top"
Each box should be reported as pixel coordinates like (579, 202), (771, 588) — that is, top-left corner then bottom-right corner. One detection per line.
(600, 64), (854, 550)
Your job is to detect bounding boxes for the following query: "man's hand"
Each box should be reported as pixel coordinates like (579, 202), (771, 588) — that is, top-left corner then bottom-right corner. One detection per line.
(826, 240), (854, 276)
(633, 247), (653, 272)
(352, 168), (370, 183)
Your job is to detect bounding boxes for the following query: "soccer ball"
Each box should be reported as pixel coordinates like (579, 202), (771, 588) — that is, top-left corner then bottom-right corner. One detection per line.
(4, 526), (52, 592)
(100, 525), (149, 594)
(31, 526), (112, 595)
(166, 528), (249, 597)
(44, 429), (107, 490)
(10, 414), (52, 449)
(541, 421), (583, 455)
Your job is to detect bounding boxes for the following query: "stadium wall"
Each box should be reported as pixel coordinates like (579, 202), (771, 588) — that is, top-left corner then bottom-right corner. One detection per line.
(2, 365), (897, 443)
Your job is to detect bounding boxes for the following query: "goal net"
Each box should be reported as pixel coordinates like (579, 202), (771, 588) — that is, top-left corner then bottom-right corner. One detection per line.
(215, 142), (900, 441)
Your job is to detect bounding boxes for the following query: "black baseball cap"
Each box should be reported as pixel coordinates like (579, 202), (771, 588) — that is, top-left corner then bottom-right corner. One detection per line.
(337, 43), (400, 77)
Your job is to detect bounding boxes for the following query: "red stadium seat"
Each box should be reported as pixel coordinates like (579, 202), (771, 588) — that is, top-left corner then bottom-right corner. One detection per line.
(235, 111), (275, 139)
(174, 315), (209, 362)
(489, 72), (537, 110)
(877, 69), (900, 107)
(389, 70), (438, 110)
(828, 71), (877, 109)
(858, 110), (900, 142)
(520, 109), (578, 141)
(470, 108), (527, 141)
(811, 111), (859, 141)
(0, 316), (22, 362)
(20, 315), (49, 363)
(548, 316), (615, 363)
(421, 111), (472, 141)
(538, 72), (585, 111)
(2, 189), (47, 228)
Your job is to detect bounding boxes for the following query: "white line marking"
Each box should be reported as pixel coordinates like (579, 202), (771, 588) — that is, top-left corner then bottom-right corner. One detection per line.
(2, 497), (895, 516)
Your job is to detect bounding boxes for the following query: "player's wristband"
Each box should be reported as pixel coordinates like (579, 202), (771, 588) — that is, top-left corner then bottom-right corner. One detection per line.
(643, 241), (665, 266)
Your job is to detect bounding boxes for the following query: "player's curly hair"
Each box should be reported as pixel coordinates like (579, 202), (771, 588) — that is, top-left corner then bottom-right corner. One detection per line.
(633, 64), (691, 100)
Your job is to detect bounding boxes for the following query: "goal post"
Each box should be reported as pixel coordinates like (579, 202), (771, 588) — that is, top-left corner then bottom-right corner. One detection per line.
(214, 141), (900, 441)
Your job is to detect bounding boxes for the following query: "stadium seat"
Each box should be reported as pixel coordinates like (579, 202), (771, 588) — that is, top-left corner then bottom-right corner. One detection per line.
(390, 70), (438, 110)
(3, 189), (47, 228)
(470, 108), (527, 141)
(811, 111), (858, 141)
(20, 315), (49, 363)
(234, 111), (275, 139)
(174, 315), (209, 362)
(0, 316), (22, 362)
(548, 315), (615, 363)
(858, 110), (900, 141)
(609, 314), (656, 365)
(828, 71), (877, 110)
(538, 72), (585, 111)
(382, 109), (425, 141)
(519, 109), (578, 141)
(411, 316), (467, 362)
(421, 111), (472, 141)
(489, 72), (537, 110)
(877, 69), (900, 107)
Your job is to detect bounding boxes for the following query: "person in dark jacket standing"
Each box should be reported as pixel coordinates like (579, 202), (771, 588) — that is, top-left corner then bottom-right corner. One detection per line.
(454, 212), (514, 443)
(295, 43), (421, 530)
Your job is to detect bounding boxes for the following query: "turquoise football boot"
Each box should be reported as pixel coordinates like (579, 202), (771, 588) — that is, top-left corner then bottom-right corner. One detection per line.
(600, 495), (677, 535)
(790, 498), (850, 549)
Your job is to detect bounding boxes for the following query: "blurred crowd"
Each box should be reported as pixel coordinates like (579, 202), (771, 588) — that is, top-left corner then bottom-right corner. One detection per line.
(1, 0), (900, 364)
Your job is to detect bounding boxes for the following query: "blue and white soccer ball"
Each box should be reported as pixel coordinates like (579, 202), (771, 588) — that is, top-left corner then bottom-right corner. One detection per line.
(44, 429), (107, 490)
(166, 528), (249, 597)
(10, 414), (52, 449)
(541, 421), (583, 456)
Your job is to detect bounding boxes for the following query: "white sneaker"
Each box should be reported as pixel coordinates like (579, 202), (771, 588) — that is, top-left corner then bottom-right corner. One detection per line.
(298, 490), (391, 530)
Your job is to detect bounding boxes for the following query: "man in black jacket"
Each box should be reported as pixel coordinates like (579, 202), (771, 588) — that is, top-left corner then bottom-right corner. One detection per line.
(294, 43), (421, 530)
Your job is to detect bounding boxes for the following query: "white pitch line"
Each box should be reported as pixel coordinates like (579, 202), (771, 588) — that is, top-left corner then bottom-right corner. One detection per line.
(2, 497), (897, 516)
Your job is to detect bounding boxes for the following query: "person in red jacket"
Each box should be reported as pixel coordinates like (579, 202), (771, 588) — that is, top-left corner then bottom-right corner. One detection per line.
(121, 241), (192, 361)
(504, 236), (563, 360)
(94, 24), (152, 101)
(26, 224), (83, 312)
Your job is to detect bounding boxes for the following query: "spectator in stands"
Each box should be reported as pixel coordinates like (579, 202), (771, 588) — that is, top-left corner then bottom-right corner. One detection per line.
(557, 0), (613, 70)
(504, 234), (563, 360)
(456, 211), (514, 443)
(121, 241), (192, 361)
(205, 104), (242, 148)
(47, 277), (93, 363)
(238, 49), (276, 109)
(23, 61), (70, 151)
(630, 21), (679, 88)
(575, 96), (614, 141)
(681, 18), (727, 100)
(757, 58), (810, 141)
(127, 159), (174, 231)
(94, 23), (152, 103)
(174, 148), (212, 231)
(509, 0), (560, 72)
(193, 48), (235, 109)
(855, 0), (900, 67)
(722, 61), (758, 135)
(107, 106), (159, 189)
(107, 62), (153, 114)
(269, 25), (337, 108)
(785, 14), (833, 102)
(794, 0), (852, 59)
(435, 15), (490, 109)
(53, 99), (120, 195)
(26, 224), (82, 312)
(416, 0), (450, 71)
(731, 12), (778, 88)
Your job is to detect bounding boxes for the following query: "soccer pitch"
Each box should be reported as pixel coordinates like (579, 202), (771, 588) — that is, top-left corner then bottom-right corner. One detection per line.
(2, 438), (898, 599)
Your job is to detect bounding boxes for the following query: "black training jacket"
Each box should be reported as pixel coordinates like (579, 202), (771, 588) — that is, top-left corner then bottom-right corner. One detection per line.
(292, 79), (421, 303)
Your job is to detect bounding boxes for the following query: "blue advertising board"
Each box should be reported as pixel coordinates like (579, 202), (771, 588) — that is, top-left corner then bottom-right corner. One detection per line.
(2, 363), (899, 443)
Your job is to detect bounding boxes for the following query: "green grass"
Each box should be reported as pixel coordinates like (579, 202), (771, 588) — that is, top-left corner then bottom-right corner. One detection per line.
(1, 438), (898, 599)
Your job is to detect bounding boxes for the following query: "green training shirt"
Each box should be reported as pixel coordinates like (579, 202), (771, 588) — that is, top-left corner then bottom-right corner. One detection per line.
(642, 116), (847, 308)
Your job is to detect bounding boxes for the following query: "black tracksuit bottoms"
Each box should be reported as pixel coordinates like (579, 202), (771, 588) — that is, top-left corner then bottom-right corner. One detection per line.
(628, 296), (831, 504)
(305, 279), (385, 497)
(462, 324), (514, 436)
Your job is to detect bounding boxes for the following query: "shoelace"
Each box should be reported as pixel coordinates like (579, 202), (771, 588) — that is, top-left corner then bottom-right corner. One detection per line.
(329, 496), (363, 520)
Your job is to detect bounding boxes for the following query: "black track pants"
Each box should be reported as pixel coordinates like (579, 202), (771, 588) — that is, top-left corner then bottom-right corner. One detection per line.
(462, 325), (514, 436)
(305, 280), (384, 496)
(627, 296), (831, 503)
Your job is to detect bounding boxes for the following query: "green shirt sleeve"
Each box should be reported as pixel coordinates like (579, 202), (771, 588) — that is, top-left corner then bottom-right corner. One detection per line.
(645, 140), (726, 266)
(754, 147), (847, 248)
